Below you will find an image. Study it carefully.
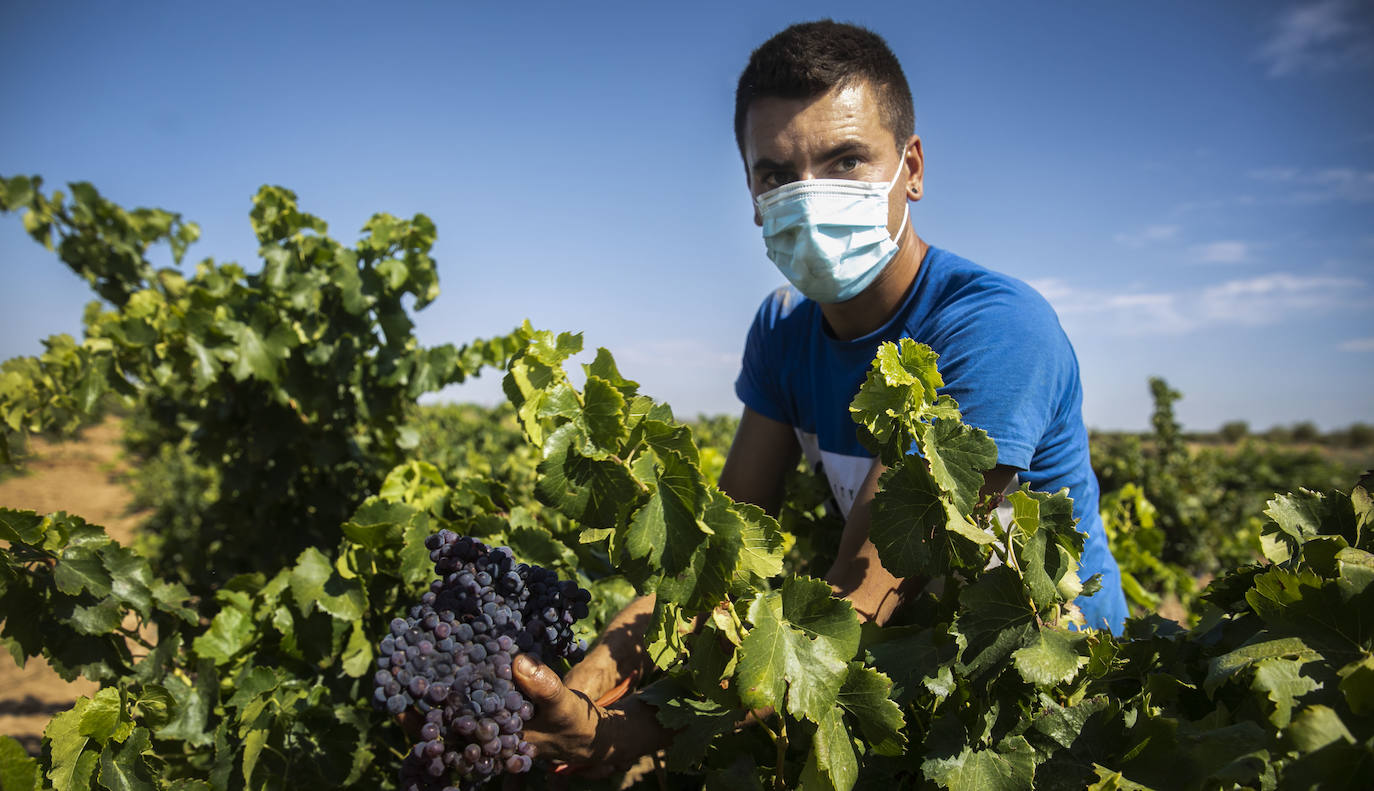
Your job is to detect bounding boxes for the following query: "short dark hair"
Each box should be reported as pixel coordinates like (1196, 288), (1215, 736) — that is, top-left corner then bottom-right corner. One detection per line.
(734, 20), (915, 157)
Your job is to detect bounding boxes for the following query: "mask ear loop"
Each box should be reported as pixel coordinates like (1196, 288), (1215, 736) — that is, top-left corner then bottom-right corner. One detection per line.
(888, 160), (910, 243)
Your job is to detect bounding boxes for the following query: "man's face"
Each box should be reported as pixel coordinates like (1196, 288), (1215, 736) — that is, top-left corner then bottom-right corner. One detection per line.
(743, 80), (918, 236)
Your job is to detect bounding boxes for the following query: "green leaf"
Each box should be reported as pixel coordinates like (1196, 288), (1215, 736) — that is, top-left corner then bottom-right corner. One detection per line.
(1204, 636), (1319, 696)
(849, 341), (946, 460)
(1008, 487), (1081, 607)
(155, 661), (217, 747)
(806, 704), (859, 791)
(642, 681), (738, 773)
(870, 461), (977, 579)
(582, 374), (627, 450)
(0, 508), (45, 544)
(96, 726), (155, 791)
(68, 598), (123, 635)
(101, 544), (153, 616)
(867, 626), (959, 706)
(288, 546), (365, 621)
(921, 417), (997, 515)
(624, 449), (707, 575)
(78, 687), (128, 743)
(241, 726), (269, 786)
(45, 698), (94, 791)
(185, 336), (222, 389)
(954, 566), (1037, 682)
(341, 500), (415, 550)
(1287, 704), (1355, 753)
(923, 736), (1035, 791)
(219, 319), (288, 383)
(1012, 628), (1086, 687)
(1261, 489), (1352, 564)
(736, 578), (857, 723)
(1338, 655), (1374, 716)
(536, 423), (641, 528)
(192, 606), (254, 665)
(584, 347), (638, 399)
(1251, 657), (1321, 728)
(0, 735), (39, 791)
(837, 662), (906, 755)
(1086, 765), (1156, 790)
(340, 620), (373, 678)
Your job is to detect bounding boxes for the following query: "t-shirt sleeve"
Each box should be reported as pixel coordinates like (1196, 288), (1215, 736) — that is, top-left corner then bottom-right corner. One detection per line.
(734, 291), (792, 425)
(930, 283), (1074, 471)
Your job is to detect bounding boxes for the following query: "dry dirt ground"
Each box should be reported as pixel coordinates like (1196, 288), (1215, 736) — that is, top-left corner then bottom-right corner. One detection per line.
(0, 418), (146, 753)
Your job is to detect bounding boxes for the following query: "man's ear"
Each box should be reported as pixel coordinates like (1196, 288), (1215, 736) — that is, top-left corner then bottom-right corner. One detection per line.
(903, 134), (924, 202)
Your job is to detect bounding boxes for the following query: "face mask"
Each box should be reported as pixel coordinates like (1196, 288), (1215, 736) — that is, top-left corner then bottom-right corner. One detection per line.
(755, 161), (909, 304)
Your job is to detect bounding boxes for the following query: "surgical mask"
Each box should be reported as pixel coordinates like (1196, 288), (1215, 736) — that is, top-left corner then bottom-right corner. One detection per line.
(755, 161), (909, 304)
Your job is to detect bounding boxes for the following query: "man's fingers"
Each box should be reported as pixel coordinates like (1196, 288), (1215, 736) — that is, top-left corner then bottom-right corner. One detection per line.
(512, 653), (569, 708)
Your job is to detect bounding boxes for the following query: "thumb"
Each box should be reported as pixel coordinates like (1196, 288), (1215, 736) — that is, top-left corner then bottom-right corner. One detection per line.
(512, 652), (569, 707)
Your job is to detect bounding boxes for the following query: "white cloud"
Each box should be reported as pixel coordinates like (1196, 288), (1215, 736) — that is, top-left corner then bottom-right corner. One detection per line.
(1113, 224), (1180, 247)
(1339, 337), (1374, 352)
(1258, 0), (1374, 77)
(1249, 166), (1374, 203)
(1191, 240), (1252, 264)
(1030, 272), (1367, 336)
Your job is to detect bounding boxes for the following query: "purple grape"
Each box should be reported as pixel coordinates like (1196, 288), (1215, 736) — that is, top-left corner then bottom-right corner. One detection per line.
(370, 533), (591, 787)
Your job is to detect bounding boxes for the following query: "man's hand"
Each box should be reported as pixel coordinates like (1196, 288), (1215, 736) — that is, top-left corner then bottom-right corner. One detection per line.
(512, 653), (608, 764)
(512, 653), (669, 775)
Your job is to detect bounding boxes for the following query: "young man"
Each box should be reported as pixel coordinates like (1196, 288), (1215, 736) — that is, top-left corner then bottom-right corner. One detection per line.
(513, 19), (1128, 767)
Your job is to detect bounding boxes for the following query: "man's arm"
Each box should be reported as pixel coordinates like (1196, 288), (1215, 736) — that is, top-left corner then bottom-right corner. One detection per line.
(828, 460), (1019, 624)
(718, 405), (802, 513)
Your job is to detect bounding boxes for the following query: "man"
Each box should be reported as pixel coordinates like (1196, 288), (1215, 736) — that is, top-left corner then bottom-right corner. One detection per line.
(512, 19), (1128, 768)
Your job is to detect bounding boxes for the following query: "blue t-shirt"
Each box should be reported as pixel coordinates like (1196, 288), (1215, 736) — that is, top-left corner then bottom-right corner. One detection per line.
(735, 245), (1127, 634)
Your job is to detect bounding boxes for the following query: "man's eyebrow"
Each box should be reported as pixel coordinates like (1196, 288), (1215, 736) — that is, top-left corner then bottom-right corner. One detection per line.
(750, 141), (873, 173)
(819, 141), (871, 161)
(751, 156), (790, 173)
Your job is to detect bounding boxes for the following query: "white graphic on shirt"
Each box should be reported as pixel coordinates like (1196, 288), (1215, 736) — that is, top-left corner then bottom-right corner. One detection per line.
(795, 430), (874, 518)
(796, 428), (1018, 568)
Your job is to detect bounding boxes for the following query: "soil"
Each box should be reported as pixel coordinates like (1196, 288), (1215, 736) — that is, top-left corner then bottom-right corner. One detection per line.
(0, 418), (147, 754)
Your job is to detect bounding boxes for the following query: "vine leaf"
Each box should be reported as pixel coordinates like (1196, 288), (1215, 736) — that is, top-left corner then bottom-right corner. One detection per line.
(288, 547), (364, 621)
(96, 726), (156, 791)
(44, 697), (95, 791)
(870, 461), (973, 579)
(922, 735), (1035, 791)
(954, 566), (1037, 682)
(582, 374), (628, 450)
(1204, 636), (1319, 696)
(801, 704), (858, 791)
(0, 735), (39, 791)
(1012, 629), (1086, 687)
(736, 577), (857, 723)
(78, 688), (131, 743)
(624, 449), (706, 575)
(1288, 704), (1355, 753)
(837, 662), (906, 755)
(922, 418), (997, 515)
(192, 598), (255, 666)
(0, 508), (47, 544)
(1251, 657), (1322, 728)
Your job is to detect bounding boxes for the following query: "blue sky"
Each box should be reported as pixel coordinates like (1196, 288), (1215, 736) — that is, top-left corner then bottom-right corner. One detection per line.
(2, 1), (1371, 431)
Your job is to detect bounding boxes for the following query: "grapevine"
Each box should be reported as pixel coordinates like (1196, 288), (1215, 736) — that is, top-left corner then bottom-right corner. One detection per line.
(0, 178), (1371, 791)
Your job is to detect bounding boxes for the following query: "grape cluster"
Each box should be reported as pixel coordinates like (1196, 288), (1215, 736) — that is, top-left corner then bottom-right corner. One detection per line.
(372, 531), (592, 790)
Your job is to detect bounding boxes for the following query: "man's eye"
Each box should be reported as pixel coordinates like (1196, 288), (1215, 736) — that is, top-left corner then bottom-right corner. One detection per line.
(837, 156), (861, 173)
(762, 172), (795, 189)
